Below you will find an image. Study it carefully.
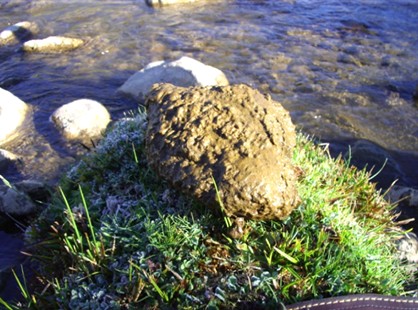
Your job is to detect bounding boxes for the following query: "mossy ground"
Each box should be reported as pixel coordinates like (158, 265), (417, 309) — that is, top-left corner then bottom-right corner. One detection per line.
(1, 111), (415, 309)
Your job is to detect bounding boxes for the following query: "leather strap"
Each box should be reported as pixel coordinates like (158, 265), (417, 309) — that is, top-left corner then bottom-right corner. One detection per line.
(286, 294), (418, 310)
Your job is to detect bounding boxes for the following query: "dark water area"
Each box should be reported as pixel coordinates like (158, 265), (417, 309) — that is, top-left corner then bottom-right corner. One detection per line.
(0, 0), (418, 302)
(0, 230), (26, 302)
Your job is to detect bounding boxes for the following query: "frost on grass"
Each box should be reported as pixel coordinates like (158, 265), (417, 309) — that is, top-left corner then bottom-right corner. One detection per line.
(20, 111), (416, 309)
(65, 113), (149, 216)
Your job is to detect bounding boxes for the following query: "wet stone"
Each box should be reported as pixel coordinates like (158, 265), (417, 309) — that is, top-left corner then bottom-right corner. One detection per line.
(0, 180), (50, 229)
(0, 185), (36, 217)
(22, 36), (84, 53)
(145, 83), (300, 220)
(0, 21), (38, 45)
(0, 87), (29, 146)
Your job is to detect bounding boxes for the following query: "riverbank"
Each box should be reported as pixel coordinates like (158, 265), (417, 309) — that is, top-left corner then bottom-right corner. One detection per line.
(1, 110), (415, 309)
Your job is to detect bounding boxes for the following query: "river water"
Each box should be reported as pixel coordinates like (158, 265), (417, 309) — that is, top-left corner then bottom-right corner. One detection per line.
(0, 0), (418, 301)
(1, 0), (418, 186)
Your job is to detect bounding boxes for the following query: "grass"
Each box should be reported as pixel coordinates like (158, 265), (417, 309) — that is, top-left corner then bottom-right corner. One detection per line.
(1, 111), (415, 309)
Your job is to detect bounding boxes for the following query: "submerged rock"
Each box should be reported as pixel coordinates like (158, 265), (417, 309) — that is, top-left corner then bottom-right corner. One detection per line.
(0, 88), (29, 146)
(50, 99), (111, 141)
(22, 36), (84, 53)
(118, 56), (229, 102)
(145, 83), (300, 220)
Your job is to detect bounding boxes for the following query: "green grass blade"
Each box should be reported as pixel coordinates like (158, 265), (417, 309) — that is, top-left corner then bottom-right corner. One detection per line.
(274, 246), (299, 264)
(11, 267), (28, 300)
(0, 298), (14, 310)
(148, 274), (169, 302)
(132, 142), (139, 164)
(211, 175), (232, 228)
(0, 174), (12, 188)
(78, 185), (97, 246)
(59, 187), (82, 243)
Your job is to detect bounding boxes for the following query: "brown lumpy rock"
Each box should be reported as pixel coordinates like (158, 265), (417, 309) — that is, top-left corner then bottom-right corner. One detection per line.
(145, 83), (300, 220)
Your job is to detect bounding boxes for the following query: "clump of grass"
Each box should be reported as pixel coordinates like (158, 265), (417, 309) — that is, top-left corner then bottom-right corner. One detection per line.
(4, 111), (415, 309)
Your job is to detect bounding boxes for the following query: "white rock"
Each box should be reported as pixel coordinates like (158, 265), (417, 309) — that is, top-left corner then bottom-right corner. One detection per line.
(0, 88), (29, 146)
(118, 56), (229, 102)
(23, 36), (84, 53)
(50, 99), (111, 141)
(145, 0), (200, 6)
(0, 21), (38, 45)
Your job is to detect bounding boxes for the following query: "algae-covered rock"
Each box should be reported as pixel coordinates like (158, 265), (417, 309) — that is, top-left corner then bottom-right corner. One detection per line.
(145, 83), (300, 220)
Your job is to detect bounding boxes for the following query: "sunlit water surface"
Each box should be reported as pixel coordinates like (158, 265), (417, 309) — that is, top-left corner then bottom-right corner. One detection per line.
(0, 0), (418, 299)
(1, 0), (418, 185)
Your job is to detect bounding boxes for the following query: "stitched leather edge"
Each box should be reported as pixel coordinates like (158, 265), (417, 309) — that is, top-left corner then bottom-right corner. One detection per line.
(286, 294), (418, 310)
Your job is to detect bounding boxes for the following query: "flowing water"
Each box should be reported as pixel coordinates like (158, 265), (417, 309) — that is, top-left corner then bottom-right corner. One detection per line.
(0, 0), (418, 300)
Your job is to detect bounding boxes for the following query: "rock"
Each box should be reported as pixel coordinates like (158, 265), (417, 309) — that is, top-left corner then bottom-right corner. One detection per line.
(386, 185), (418, 232)
(15, 180), (51, 203)
(22, 36), (84, 53)
(397, 232), (418, 264)
(0, 21), (38, 45)
(50, 99), (111, 141)
(0, 184), (37, 217)
(145, 0), (200, 6)
(0, 149), (21, 171)
(118, 56), (229, 102)
(0, 87), (29, 146)
(145, 83), (300, 220)
(0, 180), (49, 230)
(387, 186), (418, 209)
